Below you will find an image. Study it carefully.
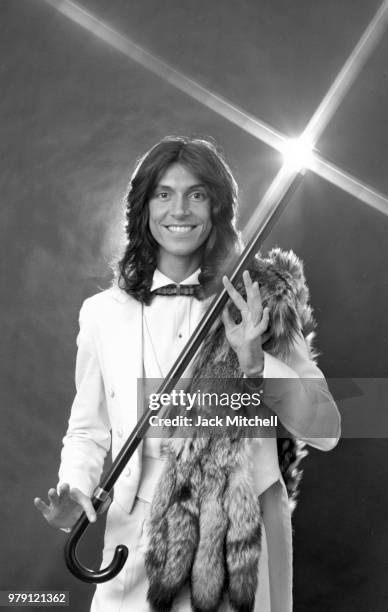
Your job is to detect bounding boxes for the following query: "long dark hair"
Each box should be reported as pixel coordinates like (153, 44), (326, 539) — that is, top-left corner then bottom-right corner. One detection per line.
(116, 136), (241, 303)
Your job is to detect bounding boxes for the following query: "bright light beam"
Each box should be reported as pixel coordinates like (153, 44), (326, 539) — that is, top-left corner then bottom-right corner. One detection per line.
(235, 165), (300, 258)
(313, 154), (388, 215)
(43, 0), (285, 152)
(43, 0), (388, 216)
(302, 0), (388, 144)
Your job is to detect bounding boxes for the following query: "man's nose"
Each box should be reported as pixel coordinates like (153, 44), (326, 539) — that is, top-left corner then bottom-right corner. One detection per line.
(170, 194), (190, 216)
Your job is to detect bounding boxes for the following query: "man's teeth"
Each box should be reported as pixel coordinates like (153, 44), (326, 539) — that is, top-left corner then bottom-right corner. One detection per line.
(166, 225), (194, 233)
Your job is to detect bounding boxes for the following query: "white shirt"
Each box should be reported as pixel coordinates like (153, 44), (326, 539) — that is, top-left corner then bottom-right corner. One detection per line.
(142, 267), (205, 378)
(138, 268), (206, 501)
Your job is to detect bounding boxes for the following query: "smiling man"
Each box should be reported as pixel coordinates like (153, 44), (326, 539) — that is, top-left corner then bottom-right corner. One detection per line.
(34, 136), (340, 612)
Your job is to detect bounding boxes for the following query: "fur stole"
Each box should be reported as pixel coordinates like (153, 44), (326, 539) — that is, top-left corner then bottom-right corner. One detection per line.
(145, 248), (315, 612)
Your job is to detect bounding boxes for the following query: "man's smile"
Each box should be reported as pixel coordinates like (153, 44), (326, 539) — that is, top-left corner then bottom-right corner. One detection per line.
(163, 224), (198, 233)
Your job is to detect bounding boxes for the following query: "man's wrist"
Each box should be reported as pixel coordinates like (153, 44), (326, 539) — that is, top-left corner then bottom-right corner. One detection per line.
(243, 356), (265, 393)
(243, 360), (265, 378)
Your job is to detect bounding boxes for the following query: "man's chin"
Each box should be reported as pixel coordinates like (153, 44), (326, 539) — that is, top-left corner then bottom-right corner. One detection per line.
(158, 240), (205, 258)
(165, 245), (199, 257)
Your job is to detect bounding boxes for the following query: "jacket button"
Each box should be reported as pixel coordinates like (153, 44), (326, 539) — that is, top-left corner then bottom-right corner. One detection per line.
(117, 429), (123, 438)
(124, 468), (131, 477)
(109, 389), (115, 398)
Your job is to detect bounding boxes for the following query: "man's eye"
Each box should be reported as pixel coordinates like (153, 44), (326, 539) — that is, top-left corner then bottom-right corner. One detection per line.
(190, 191), (207, 201)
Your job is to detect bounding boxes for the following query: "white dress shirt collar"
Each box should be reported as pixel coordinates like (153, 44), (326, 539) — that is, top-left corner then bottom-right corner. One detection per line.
(150, 268), (201, 292)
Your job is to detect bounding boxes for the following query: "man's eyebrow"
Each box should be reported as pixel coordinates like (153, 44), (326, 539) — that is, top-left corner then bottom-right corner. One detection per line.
(154, 183), (207, 191)
(186, 183), (207, 191)
(154, 184), (172, 190)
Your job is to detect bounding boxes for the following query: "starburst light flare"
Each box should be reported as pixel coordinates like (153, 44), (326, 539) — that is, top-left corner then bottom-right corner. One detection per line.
(43, 0), (388, 217)
(281, 138), (315, 172)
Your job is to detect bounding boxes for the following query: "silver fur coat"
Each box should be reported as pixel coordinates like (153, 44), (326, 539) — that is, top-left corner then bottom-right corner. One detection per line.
(145, 248), (315, 612)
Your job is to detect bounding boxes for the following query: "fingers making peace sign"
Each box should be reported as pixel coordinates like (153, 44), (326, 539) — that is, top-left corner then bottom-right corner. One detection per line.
(221, 270), (270, 377)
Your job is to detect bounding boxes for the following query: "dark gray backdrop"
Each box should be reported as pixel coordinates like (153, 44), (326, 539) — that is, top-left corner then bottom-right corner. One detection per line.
(1, 1), (387, 610)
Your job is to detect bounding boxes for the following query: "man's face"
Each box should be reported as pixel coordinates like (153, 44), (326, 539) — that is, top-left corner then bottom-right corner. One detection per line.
(148, 163), (212, 263)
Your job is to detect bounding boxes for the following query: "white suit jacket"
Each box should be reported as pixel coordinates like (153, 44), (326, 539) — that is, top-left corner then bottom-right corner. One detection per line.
(58, 286), (341, 514)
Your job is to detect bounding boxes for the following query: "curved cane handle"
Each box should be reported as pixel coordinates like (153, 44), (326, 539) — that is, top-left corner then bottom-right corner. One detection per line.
(64, 494), (128, 583)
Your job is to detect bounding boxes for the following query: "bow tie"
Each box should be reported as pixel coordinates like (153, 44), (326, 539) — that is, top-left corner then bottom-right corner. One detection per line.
(152, 283), (200, 297)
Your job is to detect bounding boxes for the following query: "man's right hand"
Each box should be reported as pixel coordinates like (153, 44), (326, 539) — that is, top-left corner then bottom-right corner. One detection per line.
(34, 483), (97, 531)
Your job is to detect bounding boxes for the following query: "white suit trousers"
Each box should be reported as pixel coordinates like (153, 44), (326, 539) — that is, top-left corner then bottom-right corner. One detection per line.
(90, 498), (272, 612)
